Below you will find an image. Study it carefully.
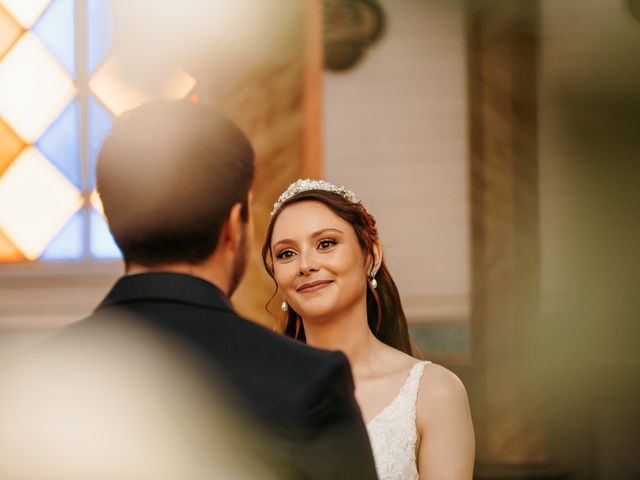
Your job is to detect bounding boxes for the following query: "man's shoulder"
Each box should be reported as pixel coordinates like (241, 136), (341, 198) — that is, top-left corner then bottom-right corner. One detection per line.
(232, 312), (345, 361)
(56, 306), (374, 478)
(222, 310), (351, 383)
(79, 302), (348, 377)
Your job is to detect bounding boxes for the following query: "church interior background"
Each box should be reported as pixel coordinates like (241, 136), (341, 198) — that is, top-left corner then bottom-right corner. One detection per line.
(1, 0), (639, 478)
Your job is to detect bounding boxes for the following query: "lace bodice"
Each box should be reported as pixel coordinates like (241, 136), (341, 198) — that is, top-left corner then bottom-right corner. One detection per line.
(365, 361), (430, 480)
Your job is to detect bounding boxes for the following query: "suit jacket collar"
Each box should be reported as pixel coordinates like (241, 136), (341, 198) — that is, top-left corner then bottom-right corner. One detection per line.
(97, 272), (234, 313)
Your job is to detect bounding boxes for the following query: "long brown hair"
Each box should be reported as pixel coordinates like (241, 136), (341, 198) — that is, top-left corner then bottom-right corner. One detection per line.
(261, 190), (418, 356)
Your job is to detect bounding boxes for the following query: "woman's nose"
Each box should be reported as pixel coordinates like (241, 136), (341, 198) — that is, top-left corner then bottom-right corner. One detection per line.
(298, 249), (319, 275)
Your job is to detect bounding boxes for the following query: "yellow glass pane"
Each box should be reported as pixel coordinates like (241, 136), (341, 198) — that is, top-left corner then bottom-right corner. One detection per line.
(0, 32), (76, 142)
(90, 189), (104, 216)
(89, 57), (151, 116)
(163, 68), (196, 100)
(0, 227), (24, 262)
(0, 147), (82, 260)
(90, 56), (196, 116)
(0, 4), (23, 59)
(0, 0), (52, 28)
(0, 118), (24, 176)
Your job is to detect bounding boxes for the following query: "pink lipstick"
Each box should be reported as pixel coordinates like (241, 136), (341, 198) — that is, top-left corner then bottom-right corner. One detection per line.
(297, 280), (333, 293)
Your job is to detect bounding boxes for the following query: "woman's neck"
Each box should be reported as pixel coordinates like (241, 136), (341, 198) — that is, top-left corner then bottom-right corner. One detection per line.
(303, 302), (379, 372)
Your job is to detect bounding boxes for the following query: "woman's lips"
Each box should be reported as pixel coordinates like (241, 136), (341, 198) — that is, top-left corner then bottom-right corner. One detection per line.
(296, 280), (333, 293)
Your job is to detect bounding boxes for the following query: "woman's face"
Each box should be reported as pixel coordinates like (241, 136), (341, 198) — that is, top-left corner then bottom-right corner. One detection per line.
(270, 200), (370, 322)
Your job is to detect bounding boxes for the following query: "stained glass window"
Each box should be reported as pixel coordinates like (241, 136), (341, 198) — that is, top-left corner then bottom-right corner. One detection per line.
(0, 0), (197, 263)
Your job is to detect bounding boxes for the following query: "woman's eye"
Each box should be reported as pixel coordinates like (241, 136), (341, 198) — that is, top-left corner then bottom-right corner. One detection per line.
(276, 249), (295, 260)
(318, 239), (337, 250)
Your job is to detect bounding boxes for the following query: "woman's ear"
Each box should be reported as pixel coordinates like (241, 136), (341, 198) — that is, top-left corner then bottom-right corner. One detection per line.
(370, 241), (383, 275)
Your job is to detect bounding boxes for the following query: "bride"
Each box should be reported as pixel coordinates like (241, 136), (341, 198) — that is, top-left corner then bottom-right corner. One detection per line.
(262, 179), (475, 479)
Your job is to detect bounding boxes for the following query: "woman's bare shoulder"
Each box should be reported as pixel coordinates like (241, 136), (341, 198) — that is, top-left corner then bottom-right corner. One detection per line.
(415, 362), (475, 477)
(418, 362), (470, 417)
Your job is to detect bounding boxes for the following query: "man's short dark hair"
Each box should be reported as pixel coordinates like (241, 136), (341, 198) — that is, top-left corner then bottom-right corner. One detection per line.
(97, 100), (255, 266)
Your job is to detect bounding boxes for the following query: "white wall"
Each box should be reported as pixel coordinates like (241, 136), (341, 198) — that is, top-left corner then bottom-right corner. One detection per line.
(323, 0), (470, 322)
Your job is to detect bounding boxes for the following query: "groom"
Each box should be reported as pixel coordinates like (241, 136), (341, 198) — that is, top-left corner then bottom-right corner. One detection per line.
(62, 101), (377, 479)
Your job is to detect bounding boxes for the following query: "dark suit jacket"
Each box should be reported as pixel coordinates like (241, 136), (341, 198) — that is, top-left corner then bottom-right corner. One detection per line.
(62, 272), (377, 479)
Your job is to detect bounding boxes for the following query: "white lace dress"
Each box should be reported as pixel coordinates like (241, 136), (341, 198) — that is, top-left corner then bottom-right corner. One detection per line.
(365, 361), (430, 480)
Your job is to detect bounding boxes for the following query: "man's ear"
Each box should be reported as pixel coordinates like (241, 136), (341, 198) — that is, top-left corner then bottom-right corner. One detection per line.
(370, 241), (383, 275)
(221, 202), (244, 251)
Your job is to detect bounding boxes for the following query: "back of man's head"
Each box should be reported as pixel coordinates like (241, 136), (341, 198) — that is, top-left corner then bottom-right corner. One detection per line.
(97, 101), (255, 267)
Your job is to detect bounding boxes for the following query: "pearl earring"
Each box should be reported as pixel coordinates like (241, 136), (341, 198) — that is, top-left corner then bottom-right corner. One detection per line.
(281, 300), (288, 312)
(369, 271), (378, 289)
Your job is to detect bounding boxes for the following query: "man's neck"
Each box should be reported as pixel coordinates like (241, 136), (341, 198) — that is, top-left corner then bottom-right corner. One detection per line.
(127, 260), (230, 296)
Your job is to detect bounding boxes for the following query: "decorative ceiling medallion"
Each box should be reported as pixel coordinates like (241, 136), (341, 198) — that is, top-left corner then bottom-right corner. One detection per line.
(324, 0), (385, 71)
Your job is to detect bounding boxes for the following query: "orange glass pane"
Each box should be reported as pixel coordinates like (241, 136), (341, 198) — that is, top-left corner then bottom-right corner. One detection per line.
(0, 228), (24, 262)
(0, 118), (24, 176)
(0, 5), (23, 59)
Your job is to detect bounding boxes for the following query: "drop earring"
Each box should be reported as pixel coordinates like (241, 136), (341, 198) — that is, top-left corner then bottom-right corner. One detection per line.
(281, 300), (288, 312)
(369, 271), (378, 289)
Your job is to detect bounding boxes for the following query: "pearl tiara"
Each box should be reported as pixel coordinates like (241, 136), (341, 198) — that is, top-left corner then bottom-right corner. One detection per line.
(270, 178), (361, 216)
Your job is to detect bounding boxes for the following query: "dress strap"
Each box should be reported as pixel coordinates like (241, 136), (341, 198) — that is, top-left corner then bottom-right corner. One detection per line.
(404, 361), (430, 406)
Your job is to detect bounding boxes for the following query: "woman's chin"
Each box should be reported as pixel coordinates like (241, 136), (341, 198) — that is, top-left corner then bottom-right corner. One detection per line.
(298, 304), (339, 324)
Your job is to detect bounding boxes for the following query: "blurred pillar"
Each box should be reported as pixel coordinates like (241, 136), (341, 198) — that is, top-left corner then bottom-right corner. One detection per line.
(200, 1), (323, 326)
(467, 0), (555, 473)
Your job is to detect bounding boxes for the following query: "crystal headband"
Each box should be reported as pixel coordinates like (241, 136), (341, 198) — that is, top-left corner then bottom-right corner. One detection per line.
(270, 178), (361, 216)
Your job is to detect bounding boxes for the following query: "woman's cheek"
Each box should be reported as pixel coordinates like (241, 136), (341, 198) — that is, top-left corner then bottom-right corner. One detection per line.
(276, 264), (296, 292)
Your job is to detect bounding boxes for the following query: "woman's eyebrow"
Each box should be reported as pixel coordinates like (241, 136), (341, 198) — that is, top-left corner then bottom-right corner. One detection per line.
(272, 228), (344, 250)
(272, 238), (295, 250)
(311, 228), (344, 238)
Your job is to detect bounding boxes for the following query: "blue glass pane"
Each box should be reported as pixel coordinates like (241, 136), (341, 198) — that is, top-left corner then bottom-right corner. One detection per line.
(33, 0), (76, 77)
(41, 210), (84, 260)
(90, 208), (121, 259)
(87, 0), (113, 75)
(88, 95), (112, 189)
(37, 100), (81, 189)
